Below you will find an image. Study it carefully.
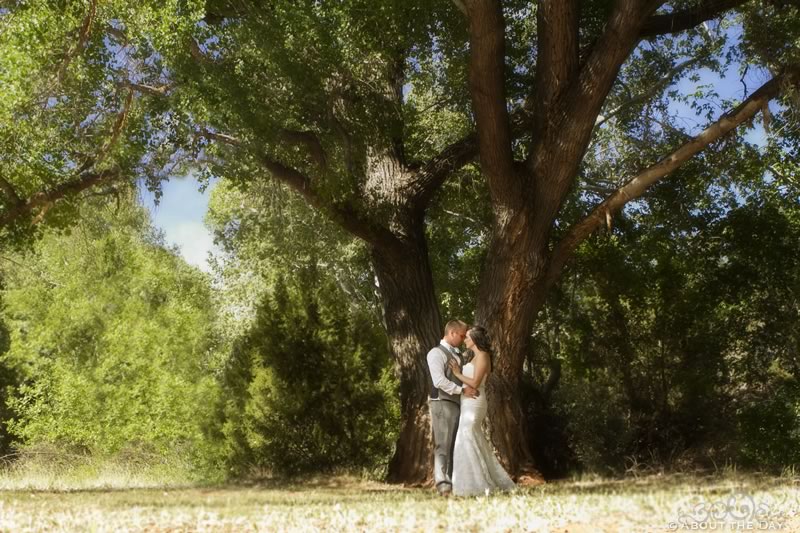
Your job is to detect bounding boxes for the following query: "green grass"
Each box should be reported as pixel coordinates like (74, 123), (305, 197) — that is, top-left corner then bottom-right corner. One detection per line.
(0, 473), (798, 531)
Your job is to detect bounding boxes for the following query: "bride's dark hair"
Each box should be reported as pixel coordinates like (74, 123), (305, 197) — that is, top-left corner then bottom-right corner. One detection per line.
(465, 325), (494, 370)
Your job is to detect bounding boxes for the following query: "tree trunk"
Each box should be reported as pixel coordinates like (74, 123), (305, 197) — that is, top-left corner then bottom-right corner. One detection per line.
(475, 209), (549, 484)
(370, 222), (442, 485)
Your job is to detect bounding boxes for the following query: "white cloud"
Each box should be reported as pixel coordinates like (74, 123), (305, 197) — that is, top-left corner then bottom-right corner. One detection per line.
(164, 221), (218, 272)
(141, 175), (220, 273)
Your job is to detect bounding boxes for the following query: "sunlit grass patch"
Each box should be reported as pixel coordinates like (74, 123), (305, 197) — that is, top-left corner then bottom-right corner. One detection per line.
(0, 445), (200, 491)
(0, 472), (798, 531)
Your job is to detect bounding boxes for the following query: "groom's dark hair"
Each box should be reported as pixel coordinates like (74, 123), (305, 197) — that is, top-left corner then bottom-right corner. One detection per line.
(444, 319), (467, 334)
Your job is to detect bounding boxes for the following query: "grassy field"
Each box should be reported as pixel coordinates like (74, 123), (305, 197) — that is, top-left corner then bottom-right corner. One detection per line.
(0, 471), (798, 532)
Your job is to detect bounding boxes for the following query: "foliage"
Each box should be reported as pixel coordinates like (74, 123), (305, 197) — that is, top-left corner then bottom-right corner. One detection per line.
(0, 196), (223, 473)
(218, 266), (398, 477)
(206, 180), (397, 476)
(206, 179), (380, 343)
(0, 289), (15, 454)
(426, 166), (491, 322)
(528, 179), (800, 475)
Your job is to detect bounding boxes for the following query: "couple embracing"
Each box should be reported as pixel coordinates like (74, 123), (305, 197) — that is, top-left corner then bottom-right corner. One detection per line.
(427, 320), (516, 497)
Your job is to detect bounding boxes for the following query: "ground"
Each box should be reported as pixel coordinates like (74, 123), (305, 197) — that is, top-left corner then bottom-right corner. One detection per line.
(0, 472), (798, 531)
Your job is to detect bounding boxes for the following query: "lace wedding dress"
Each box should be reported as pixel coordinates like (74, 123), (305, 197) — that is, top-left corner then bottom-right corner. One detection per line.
(452, 363), (516, 496)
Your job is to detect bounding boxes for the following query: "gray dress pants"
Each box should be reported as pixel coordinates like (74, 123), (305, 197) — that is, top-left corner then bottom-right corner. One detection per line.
(430, 399), (460, 492)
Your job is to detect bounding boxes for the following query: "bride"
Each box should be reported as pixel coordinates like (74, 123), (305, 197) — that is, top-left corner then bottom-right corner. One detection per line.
(448, 325), (516, 496)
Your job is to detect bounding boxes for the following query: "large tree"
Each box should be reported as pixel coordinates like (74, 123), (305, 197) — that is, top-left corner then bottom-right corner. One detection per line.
(460, 0), (800, 478)
(2, 0), (798, 483)
(188, 0), (799, 482)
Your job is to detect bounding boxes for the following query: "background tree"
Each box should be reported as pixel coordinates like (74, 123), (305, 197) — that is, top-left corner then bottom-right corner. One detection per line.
(217, 269), (397, 476)
(206, 179), (398, 476)
(0, 196), (222, 472)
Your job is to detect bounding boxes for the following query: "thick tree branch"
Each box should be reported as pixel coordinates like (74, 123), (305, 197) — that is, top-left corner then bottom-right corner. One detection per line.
(202, 3), (248, 25)
(546, 72), (791, 290)
(451, 0), (468, 16)
(404, 108), (540, 215)
(200, 129), (241, 147)
(527, 1), (654, 215)
(464, 0), (516, 191)
(106, 24), (128, 45)
(402, 104), (531, 212)
(188, 37), (221, 65)
(0, 176), (22, 206)
(1, 85), (136, 228)
(640, 0), (748, 38)
(201, 129), (401, 249)
(534, 1), (580, 135)
(403, 105), (533, 211)
(56, 0), (97, 82)
(124, 82), (173, 97)
(407, 133), (479, 209)
(97, 90), (133, 166)
(279, 129), (328, 170)
(259, 155), (401, 248)
(73, 89), (134, 175)
(565, 2), (654, 129)
(0, 168), (121, 229)
(30, 169), (118, 206)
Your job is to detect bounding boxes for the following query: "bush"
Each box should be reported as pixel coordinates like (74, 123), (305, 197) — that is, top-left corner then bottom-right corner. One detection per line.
(219, 266), (398, 477)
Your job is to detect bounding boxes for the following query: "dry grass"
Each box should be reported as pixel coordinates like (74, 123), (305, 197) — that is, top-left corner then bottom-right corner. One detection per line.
(0, 472), (798, 531)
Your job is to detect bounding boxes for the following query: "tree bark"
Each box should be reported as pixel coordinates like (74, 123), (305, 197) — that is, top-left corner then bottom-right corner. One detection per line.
(370, 220), (442, 485)
(474, 207), (548, 484)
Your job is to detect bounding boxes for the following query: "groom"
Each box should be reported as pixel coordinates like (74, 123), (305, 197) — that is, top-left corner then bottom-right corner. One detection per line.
(427, 319), (479, 495)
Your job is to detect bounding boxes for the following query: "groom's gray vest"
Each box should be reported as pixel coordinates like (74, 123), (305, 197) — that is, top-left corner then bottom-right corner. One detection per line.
(429, 345), (463, 404)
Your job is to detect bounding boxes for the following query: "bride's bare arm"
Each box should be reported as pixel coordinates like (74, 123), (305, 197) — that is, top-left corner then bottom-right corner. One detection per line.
(449, 352), (490, 388)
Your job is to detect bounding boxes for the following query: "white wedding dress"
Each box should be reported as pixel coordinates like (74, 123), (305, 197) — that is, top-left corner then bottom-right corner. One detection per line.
(452, 363), (516, 496)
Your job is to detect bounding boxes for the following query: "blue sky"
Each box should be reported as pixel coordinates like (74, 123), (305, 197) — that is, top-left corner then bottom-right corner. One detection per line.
(139, 176), (219, 273)
(669, 64), (771, 146)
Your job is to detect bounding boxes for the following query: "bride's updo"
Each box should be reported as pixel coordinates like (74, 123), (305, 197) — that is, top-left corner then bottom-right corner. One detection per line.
(466, 325), (494, 369)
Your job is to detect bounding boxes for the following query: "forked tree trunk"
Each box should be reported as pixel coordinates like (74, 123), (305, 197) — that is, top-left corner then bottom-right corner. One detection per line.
(370, 223), (442, 485)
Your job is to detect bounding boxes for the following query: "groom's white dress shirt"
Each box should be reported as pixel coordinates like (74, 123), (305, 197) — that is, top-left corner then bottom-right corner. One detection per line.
(427, 340), (463, 398)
